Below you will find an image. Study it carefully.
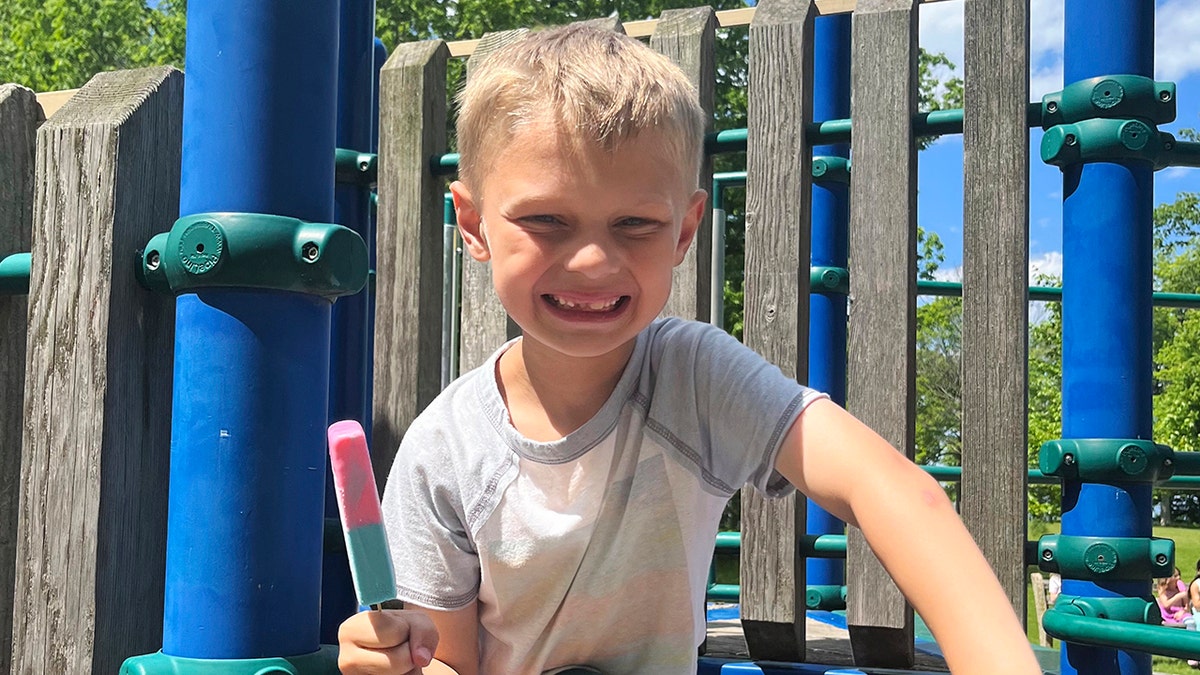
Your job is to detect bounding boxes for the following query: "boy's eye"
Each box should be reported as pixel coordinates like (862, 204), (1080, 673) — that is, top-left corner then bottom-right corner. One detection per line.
(519, 215), (565, 229)
(617, 218), (664, 235)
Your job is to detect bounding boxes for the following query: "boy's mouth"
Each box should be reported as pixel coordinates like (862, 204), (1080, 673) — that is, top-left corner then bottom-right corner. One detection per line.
(543, 294), (629, 314)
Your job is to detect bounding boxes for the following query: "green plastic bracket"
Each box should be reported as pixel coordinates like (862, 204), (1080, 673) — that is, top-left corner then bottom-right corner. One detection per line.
(335, 148), (378, 186)
(139, 213), (368, 300)
(1041, 118), (1175, 169)
(810, 266), (849, 295)
(0, 252), (31, 295)
(1052, 594), (1159, 624)
(1041, 75), (1176, 127)
(121, 646), (339, 674)
(811, 156), (850, 184)
(1037, 534), (1173, 580)
(1039, 438), (1176, 483)
(805, 584), (847, 611)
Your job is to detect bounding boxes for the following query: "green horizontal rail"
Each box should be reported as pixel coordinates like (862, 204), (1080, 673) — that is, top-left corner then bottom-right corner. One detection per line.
(706, 583), (740, 603)
(923, 463), (1200, 489)
(1043, 610), (1200, 661)
(919, 280), (1200, 310)
(0, 253), (31, 295)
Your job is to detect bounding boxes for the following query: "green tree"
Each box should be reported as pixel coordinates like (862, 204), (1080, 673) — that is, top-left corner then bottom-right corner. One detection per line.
(0, 0), (186, 91)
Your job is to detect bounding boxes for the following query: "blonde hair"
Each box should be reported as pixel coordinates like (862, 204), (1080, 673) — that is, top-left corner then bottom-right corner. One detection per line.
(454, 24), (707, 189)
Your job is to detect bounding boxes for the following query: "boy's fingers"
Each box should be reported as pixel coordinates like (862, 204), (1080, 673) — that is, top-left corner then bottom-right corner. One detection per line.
(341, 609), (437, 649)
(406, 616), (440, 666)
(338, 646), (421, 675)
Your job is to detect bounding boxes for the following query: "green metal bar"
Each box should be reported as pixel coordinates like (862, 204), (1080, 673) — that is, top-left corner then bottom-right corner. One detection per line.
(714, 531), (740, 554)
(1042, 610), (1200, 662)
(1168, 141), (1200, 169)
(334, 148), (378, 185)
(800, 534), (846, 558)
(706, 583), (740, 603)
(917, 280), (1200, 310)
(0, 253), (31, 295)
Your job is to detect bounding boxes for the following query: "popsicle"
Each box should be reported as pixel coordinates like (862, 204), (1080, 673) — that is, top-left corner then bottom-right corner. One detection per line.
(328, 419), (396, 609)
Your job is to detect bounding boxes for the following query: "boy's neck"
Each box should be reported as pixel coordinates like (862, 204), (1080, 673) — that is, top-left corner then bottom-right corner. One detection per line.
(496, 337), (636, 443)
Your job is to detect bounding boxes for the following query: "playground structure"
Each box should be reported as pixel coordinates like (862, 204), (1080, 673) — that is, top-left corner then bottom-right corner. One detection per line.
(3, 0), (1200, 673)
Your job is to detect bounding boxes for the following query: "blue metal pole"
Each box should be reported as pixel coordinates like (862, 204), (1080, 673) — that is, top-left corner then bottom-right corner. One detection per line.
(323, 0), (377, 642)
(1060, 2), (1155, 674)
(806, 13), (850, 587)
(163, 0), (339, 659)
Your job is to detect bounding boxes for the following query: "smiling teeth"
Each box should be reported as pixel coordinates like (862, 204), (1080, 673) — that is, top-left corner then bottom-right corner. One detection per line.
(550, 295), (620, 311)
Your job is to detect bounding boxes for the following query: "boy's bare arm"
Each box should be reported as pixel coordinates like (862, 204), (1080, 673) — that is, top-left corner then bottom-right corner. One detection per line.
(419, 602), (480, 675)
(774, 398), (1041, 674)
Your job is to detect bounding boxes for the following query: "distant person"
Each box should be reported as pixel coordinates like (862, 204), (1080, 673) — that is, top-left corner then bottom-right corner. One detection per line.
(1157, 567), (1191, 627)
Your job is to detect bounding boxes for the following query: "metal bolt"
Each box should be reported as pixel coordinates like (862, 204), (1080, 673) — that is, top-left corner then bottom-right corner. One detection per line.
(1157, 553), (1169, 565)
(1064, 454), (1076, 466)
(1165, 141), (1175, 152)
(146, 250), (161, 271)
(1042, 549), (1054, 561)
(1065, 134), (1078, 147)
(1047, 101), (1059, 114)
(1164, 458), (1174, 468)
(359, 160), (370, 173)
(302, 242), (320, 262)
(1161, 90), (1173, 102)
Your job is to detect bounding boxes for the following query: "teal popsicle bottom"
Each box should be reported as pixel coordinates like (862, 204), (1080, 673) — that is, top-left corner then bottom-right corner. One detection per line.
(346, 522), (396, 607)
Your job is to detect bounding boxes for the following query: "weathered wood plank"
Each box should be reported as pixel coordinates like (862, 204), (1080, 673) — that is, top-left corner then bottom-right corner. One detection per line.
(581, 14), (626, 33)
(846, 0), (918, 667)
(651, 7), (716, 323)
(14, 66), (180, 674)
(457, 29), (528, 373)
(373, 40), (449, 488)
(0, 82), (42, 675)
(960, 0), (1029, 620)
(740, 0), (815, 662)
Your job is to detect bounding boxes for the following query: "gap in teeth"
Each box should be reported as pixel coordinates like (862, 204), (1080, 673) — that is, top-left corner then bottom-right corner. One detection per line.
(551, 295), (620, 311)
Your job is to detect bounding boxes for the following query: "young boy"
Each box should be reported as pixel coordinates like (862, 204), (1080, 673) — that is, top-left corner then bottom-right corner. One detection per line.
(338, 24), (1039, 675)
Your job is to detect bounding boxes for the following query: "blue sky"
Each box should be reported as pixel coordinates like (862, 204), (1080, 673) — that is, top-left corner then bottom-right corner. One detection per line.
(916, 0), (1200, 283)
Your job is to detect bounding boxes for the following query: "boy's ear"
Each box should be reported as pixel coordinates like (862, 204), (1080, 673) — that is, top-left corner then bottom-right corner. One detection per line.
(451, 180), (490, 262)
(674, 189), (708, 266)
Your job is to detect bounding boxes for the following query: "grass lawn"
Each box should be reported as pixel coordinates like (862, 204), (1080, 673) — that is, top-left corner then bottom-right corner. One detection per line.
(1027, 522), (1200, 674)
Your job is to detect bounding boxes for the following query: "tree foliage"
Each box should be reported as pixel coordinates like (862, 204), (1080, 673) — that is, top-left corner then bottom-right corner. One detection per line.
(0, 0), (186, 91)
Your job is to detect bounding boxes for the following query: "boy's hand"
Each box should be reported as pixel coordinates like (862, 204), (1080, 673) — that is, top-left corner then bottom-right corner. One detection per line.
(337, 609), (439, 674)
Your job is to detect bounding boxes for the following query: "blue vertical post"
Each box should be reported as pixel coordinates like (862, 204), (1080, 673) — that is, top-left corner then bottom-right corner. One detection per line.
(806, 13), (851, 588)
(163, 0), (339, 660)
(323, 0), (378, 641)
(1060, 2), (1155, 674)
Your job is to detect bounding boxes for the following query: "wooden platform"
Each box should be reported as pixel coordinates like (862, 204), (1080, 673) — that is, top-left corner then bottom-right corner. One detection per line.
(704, 613), (949, 671)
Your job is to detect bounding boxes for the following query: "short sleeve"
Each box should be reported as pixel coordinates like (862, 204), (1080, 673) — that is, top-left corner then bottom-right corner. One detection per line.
(381, 422), (481, 610)
(642, 319), (827, 497)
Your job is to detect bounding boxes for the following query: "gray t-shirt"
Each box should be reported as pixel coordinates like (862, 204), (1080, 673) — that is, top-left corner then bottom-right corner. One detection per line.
(382, 318), (825, 674)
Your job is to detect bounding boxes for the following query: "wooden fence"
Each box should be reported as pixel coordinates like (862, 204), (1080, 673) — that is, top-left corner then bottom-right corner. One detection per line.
(0, 0), (1029, 669)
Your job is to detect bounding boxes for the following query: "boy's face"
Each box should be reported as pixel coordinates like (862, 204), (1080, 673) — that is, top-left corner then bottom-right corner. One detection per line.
(452, 120), (706, 363)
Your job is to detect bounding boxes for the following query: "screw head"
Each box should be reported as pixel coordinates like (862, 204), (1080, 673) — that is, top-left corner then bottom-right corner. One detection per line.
(1042, 549), (1054, 561)
(1161, 90), (1173, 102)
(1047, 101), (1059, 114)
(1165, 457), (1174, 467)
(1065, 134), (1078, 147)
(1157, 553), (1169, 565)
(301, 242), (320, 262)
(359, 160), (370, 172)
(1064, 454), (1076, 466)
(146, 250), (161, 271)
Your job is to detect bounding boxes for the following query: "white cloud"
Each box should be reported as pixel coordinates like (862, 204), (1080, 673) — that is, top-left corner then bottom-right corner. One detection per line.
(933, 266), (962, 283)
(918, 1), (964, 72)
(919, 0), (1065, 98)
(1156, 0), (1200, 82)
(1029, 251), (1063, 282)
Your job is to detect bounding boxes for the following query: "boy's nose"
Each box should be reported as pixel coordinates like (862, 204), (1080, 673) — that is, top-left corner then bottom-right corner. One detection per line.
(564, 241), (620, 278)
